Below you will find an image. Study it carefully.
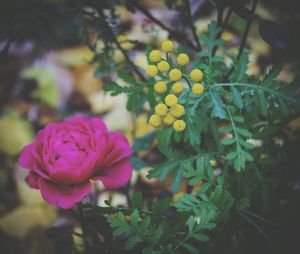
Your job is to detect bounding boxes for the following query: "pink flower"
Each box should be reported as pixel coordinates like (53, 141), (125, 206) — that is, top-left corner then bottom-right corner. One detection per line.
(18, 116), (132, 209)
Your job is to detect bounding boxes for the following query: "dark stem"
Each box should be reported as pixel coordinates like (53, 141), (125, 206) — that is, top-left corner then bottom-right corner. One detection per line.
(91, 5), (146, 82)
(225, 0), (259, 80)
(221, 7), (233, 32)
(133, 1), (199, 52)
(185, 0), (201, 51)
(78, 203), (90, 252)
(217, 6), (224, 27)
(237, 0), (259, 59)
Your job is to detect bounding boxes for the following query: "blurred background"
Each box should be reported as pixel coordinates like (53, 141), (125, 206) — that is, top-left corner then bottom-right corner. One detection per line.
(0, 0), (300, 253)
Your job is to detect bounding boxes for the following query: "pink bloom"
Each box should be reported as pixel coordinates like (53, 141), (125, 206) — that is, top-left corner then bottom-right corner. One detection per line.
(19, 116), (132, 209)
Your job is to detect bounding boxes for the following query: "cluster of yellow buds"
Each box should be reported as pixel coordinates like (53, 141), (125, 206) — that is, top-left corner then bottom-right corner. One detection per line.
(146, 40), (206, 132)
(149, 94), (186, 132)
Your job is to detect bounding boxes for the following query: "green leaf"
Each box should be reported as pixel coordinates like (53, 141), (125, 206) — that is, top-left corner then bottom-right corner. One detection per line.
(230, 50), (249, 82)
(130, 156), (146, 170)
(133, 132), (156, 152)
(181, 243), (198, 254)
(131, 192), (143, 210)
(125, 235), (140, 250)
(237, 128), (252, 138)
(261, 62), (284, 87)
(231, 86), (244, 109)
(219, 125), (233, 133)
(117, 69), (140, 85)
(210, 90), (226, 119)
(257, 89), (268, 116)
(172, 166), (184, 192)
(221, 138), (235, 145)
(226, 151), (237, 160)
(191, 233), (209, 241)
(152, 198), (172, 214)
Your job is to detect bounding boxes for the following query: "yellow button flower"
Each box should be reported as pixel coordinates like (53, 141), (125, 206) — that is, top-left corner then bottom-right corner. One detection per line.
(170, 104), (185, 118)
(149, 50), (161, 63)
(169, 68), (182, 82)
(190, 69), (203, 82)
(157, 61), (170, 72)
(164, 94), (178, 107)
(149, 114), (162, 128)
(154, 81), (167, 94)
(192, 83), (204, 95)
(172, 82), (184, 93)
(173, 120), (186, 132)
(146, 65), (158, 77)
(161, 40), (174, 52)
(176, 53), (189, 66)
(155, 103), (168, 116)
(163, 113), (176, 126)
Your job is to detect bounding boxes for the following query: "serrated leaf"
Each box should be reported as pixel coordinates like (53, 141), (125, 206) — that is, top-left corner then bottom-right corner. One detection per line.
(241, 150), (254, 161)
(210, 90), (226, 119)
(230, 51), (249, 82)
(131, 192), (143, 210)
(237, 128), (252, 138)
(191, 233), (209, 241)
(181, 243), (198, 254)
(240, 139), (255, 149)
(221, 138), (235, 145)
(125, 235), (140, 250)
(219, 125), (233, 133)
(232, 115), (245, 123)
(133, 132), (155, 152)
(231, 86), (244, 109)
(257, 89), (268, 116)
(152, 198), (172, 214)
(226, 151), (237, 160)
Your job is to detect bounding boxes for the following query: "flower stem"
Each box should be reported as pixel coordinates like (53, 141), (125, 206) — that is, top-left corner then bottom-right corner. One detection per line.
(78, 203), (90, 252)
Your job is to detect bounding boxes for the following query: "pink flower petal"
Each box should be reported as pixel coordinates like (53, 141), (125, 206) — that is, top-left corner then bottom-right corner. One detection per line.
(93, 159), (132, 189)
(26, 172), (40, 189)
(38, 179), (91, 209)
(101, 132), (132, 167)
(19, 143), (50, 180)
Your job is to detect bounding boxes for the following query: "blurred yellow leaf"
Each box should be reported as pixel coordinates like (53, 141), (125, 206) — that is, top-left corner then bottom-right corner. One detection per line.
(0, 111), (34, 156)
(0, 204), (56, 239)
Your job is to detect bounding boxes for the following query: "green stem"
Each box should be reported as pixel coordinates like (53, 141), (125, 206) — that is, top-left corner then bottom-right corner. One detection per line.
(212, 82), (296, 102)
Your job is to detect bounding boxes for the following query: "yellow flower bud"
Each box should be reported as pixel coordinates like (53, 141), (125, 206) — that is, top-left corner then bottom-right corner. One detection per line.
(149, 114), (162, 128)
(176, 53), (189, 66)
(173, 120), (186, 132)
(164, 94), (178, 107)
(161, 40), (174, 52)
(190, 69), (203, 82)
(170, 104), (185, 118)
(157, 61), (170, 72)
(146, 65), (158, 77)
(171, 82), (184, 93)
(155, 103), (168, 116)
(149, 50), (161, 63)
(154, 81), (167, 94)
(192, 83), (204, 95)
(169, 68), (182, 82)
(163, 113), (176, 126)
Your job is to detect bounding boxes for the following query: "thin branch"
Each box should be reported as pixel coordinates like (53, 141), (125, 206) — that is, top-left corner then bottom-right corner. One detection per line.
(133, 1), (199, 52)
(239, 212), (279, 253)
(237, 0), (259, 59)
(185, 0), (201, 51)
(225, 0), (259, 80)
(96, 8), (146, 82)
